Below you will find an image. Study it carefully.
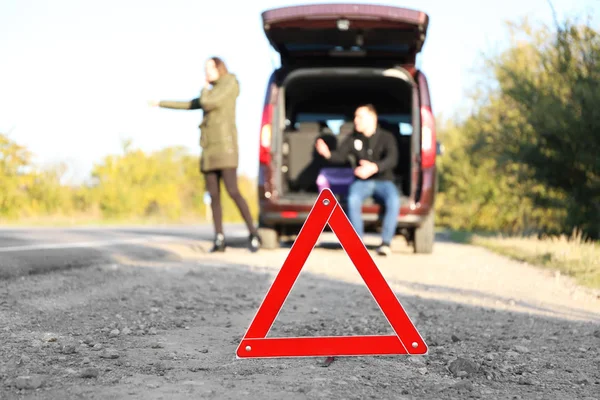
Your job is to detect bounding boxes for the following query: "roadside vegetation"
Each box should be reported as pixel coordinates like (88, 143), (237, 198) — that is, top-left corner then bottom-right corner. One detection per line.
(0, 13), (598, 288)
(0, 137), (258, 226)
(446, 229), (600, 290)
(436, 12), (600, 289)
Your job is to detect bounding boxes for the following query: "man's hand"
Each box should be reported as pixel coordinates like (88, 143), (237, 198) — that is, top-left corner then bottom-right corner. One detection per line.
(315, 138), (331, 159)
(354, 160), (379, 179)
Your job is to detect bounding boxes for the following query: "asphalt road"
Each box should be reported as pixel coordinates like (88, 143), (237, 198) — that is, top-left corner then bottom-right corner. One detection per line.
(0, 224), (252, 279)
(0, 224), (405, 280)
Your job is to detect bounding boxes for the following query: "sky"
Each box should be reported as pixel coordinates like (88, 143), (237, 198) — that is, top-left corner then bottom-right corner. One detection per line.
(0, 0), (598, 184)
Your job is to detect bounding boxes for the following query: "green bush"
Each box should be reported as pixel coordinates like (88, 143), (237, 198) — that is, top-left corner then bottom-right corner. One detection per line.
(436, 14), (600, 240)
(0, 135), (257, 224)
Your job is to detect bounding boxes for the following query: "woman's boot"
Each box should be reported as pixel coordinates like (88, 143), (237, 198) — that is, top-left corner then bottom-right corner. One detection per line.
(210, 233), (226, 253)
(249, 232), (261, 253)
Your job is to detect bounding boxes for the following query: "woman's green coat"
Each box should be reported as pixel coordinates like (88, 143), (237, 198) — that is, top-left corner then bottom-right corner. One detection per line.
(159, 73), (240, 172)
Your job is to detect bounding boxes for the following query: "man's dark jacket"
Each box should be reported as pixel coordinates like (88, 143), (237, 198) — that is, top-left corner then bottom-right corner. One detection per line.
(327, 126), (398, 181)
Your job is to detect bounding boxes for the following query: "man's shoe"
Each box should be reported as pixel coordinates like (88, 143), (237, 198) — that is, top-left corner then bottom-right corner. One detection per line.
(376, 244), (392, 256)
(249, 233), (261, 253)
(210, 233), (226, 253)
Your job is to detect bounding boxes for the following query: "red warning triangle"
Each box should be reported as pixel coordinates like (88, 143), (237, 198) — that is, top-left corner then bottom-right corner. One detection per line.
(236, 188), (428, 358)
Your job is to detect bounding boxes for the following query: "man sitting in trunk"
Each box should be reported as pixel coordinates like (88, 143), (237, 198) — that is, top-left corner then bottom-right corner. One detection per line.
(315, 104), (400, 256)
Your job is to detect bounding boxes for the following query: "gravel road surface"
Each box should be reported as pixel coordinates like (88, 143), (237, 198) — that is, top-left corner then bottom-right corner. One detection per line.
(1, 225), (599, 399)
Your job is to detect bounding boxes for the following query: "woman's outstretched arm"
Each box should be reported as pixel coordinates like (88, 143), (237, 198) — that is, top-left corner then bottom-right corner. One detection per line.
(156, 98), (201, 110)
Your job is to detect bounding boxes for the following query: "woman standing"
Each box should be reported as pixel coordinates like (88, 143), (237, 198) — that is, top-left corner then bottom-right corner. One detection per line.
(150, 57), (261, 253)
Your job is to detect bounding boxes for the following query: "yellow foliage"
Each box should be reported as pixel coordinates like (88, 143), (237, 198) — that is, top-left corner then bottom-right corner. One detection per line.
(0, 134), (258, 225)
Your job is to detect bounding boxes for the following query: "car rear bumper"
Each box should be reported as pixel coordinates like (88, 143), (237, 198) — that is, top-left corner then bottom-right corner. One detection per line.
(261, 213), (425, 227)
(259, 206), (430, 229)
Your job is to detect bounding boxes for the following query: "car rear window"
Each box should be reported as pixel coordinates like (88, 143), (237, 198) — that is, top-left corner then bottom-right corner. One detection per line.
(293, 113), (412, 136)
(294, 113), (347, 134)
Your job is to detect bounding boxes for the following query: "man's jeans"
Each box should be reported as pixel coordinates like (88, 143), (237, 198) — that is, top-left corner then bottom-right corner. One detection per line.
(346, 179), (401, 245)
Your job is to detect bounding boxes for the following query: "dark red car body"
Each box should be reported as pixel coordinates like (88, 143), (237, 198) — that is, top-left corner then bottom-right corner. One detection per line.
(255, 3), (439, 253)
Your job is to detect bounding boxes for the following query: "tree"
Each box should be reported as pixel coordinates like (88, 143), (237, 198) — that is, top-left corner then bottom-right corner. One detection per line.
(0, 133), (33, 217)
(436, 13), (599, 239)
(487, 16), (600, 239)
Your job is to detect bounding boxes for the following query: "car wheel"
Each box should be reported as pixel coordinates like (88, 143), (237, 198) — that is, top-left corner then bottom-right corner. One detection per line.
(258, 227), (280, 250)
(413, 211), (435, 254)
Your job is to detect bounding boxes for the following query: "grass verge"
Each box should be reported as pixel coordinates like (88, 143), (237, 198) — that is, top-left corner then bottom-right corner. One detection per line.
(445, 229), (600, 291)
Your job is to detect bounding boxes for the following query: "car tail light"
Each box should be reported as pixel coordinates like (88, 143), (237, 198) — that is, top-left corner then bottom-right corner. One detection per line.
(420, 105), (436, 168)
(259, 104), (273, 165)
(281, 211), (298, 218)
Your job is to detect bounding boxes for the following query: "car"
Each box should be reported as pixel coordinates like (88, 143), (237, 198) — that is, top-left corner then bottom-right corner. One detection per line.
(255, 3), (439, 254)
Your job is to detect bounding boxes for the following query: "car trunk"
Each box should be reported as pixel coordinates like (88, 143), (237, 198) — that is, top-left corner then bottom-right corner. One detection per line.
(273, 67), (418, 210)
(262, 3), (429, 68)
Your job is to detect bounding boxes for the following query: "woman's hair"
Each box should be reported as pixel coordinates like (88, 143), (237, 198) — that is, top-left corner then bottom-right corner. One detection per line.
(210, 57), (229, 76)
